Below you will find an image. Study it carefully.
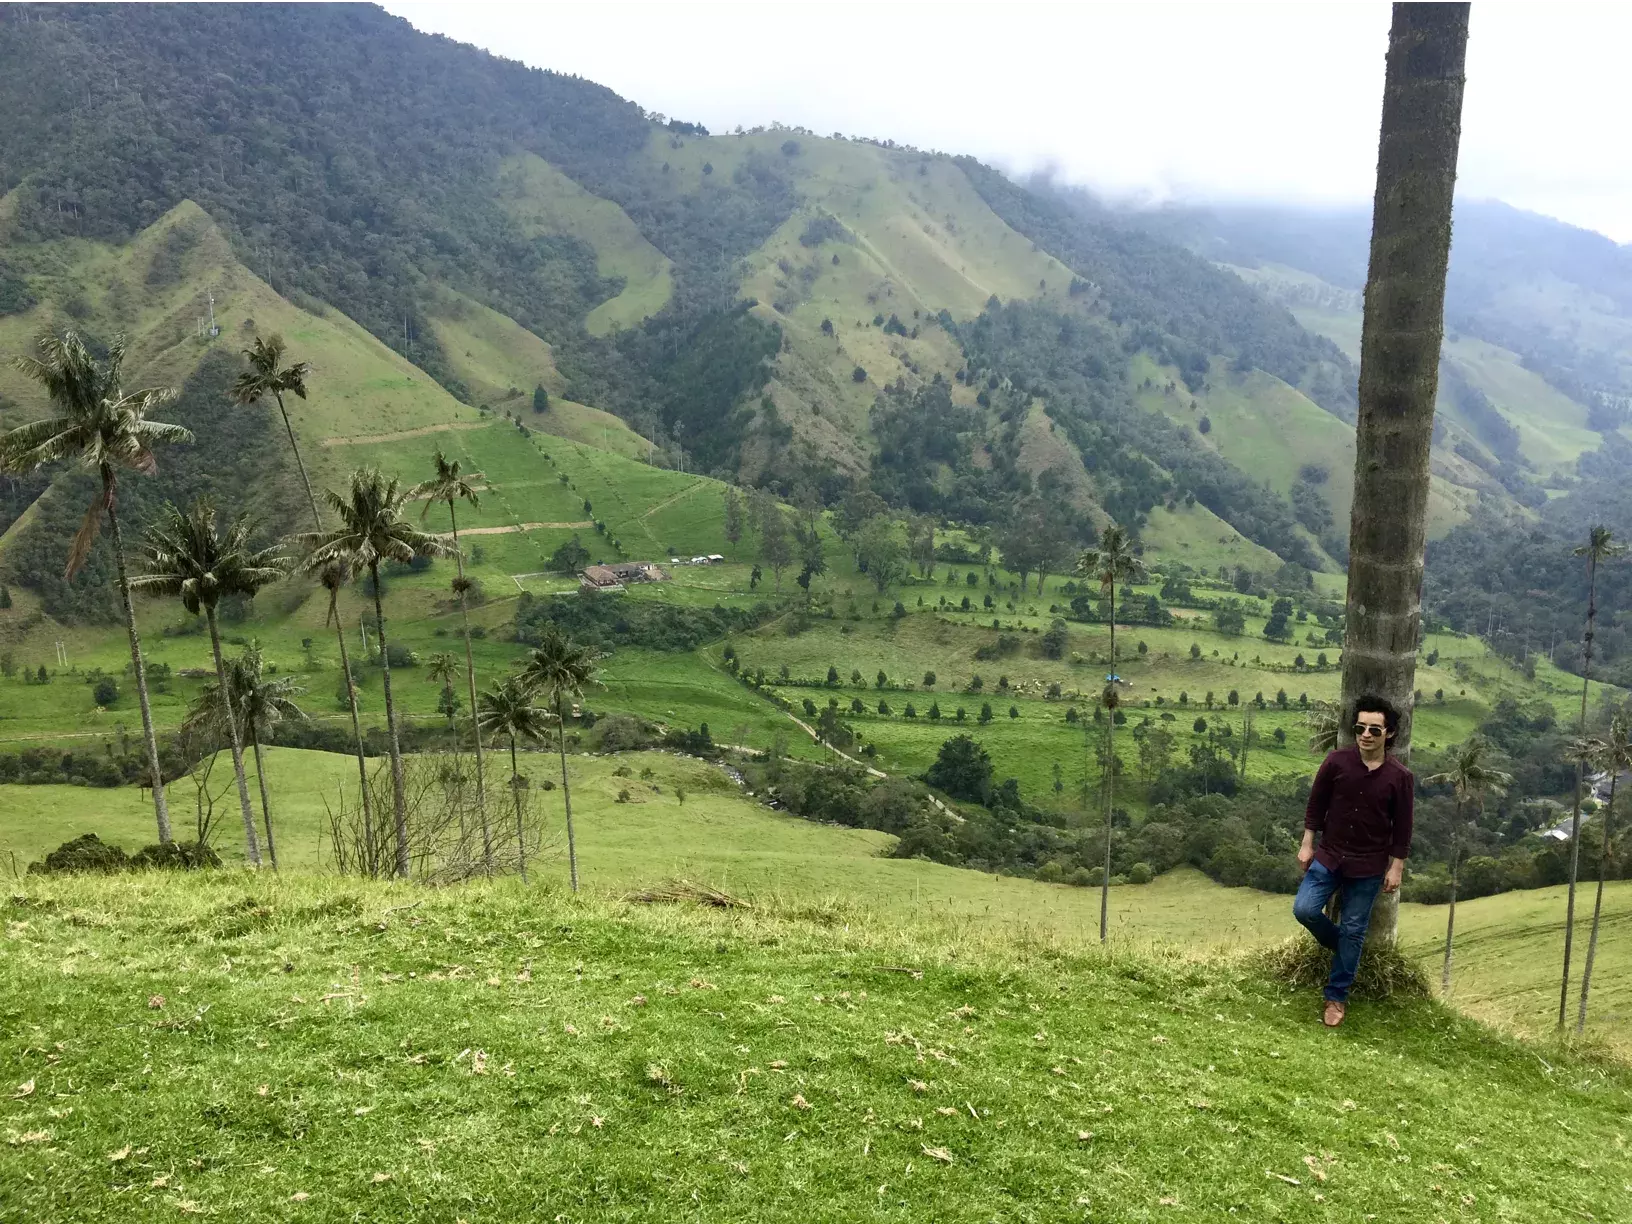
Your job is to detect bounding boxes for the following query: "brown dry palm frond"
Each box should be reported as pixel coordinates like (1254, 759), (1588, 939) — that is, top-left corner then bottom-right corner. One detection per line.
(0, 331), (192, 576)
(1253, 936), (1430, 1001)
(624, 879), (750, 909)
(1303, 700), (1340, 755)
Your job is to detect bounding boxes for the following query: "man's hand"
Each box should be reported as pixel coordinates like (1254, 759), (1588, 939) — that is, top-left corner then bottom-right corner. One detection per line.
(1383, 858), (1406, 893)
(1297, 831), (1316, 874)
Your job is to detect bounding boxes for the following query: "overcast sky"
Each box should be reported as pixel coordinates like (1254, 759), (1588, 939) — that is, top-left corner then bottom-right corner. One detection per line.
(385, 1), (1631, 243)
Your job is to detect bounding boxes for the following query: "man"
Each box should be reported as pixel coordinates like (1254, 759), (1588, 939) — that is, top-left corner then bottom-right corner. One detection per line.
(1293, 694), (1414, 1027)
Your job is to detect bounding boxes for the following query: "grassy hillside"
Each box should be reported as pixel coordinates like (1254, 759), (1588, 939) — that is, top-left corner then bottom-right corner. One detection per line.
(1238, 261), (1606, 491)
(3, 871), (1628, 1222)
(495, 153), (675, 335)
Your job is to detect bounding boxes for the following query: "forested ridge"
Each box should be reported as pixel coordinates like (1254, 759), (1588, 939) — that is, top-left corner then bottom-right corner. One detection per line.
(1, 0), (1621, 675)
(0, 5), (1379, 524)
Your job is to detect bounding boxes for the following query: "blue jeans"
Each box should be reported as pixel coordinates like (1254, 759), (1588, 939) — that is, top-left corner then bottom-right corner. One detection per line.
(1292, 860), (1385, 1003)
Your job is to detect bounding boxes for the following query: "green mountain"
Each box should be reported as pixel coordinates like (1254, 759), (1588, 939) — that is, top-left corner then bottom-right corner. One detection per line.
(0, 3), (1624, 656)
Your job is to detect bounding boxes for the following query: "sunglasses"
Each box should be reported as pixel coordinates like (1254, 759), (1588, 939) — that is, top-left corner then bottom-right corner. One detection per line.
(1352, 724), (1386, 738)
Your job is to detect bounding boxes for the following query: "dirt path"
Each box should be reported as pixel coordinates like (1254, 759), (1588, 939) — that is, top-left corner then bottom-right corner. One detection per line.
(321, 421), (488, 447)
(640, 479), (707, 521)
(441, 521), (592, 538)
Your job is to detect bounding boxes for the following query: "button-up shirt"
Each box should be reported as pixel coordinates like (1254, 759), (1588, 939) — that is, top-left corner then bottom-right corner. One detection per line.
(1303, 747), (1414, 878)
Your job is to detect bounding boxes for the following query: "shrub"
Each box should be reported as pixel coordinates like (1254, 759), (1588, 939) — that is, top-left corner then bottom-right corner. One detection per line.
(92, 677), (119, 707)
(1127, 862), (1154, 885)
(28, 833), (129, 874)
(29, 833), (220, 874)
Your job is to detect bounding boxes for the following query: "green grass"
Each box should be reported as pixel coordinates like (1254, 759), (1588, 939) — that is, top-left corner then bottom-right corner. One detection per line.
(496, 153), (674, 334)
(1138, 501), (1285, 575)
(1284, 275), (1603, 487)
(1399, 881), (1632, 1051)
(3, 870), (1628, 1222)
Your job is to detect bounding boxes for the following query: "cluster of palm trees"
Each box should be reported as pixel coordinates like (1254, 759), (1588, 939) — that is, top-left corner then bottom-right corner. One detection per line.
(1557, 526), (1628, 1034)
(0, 329), (595, 885)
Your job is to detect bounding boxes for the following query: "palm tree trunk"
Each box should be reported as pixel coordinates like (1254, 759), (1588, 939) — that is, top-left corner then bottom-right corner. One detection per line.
(274, 389), (322, 524)
(251, 735), (277, 871)
(510, 734), (527, 884)
(1442, 802), (1461, 994)
(1576, 773), (1615, 1034)
(1340, 3), (1468, 949)
(1561, 554), (1598, 1028)
(277, 395), (379, 880)
(557, 693), (579, 893)
(330, 587), (377, 878)
(1101, 585), (1116, 943)
(450, 501), (492, 875)
(370, 560), (411, 878)
(205, 606), (261, 868)
(104, 485), (173, 844)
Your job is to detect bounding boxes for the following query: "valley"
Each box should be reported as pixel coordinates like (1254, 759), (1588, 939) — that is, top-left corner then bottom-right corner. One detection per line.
(2, 7), (1631, 1219)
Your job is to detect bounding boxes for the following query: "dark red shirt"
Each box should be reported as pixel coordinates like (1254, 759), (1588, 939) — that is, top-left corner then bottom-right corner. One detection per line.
(1303, 747), (1414, 878)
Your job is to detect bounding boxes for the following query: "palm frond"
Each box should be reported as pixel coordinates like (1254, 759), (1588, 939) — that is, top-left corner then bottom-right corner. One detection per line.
(134, 497), (284, 613)
(65, 486), (111, 579)
(0, 415), (83, 473)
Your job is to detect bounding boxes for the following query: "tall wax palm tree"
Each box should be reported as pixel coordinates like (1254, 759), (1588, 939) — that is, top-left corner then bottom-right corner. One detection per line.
(230, 644), (307, 872)
(321, 560), (380, 875)
(519, 624), (600, 893)
(426, 650), (462, 739)
(132, 498), (283, 866)
(1425, 737), (1511, 993)
(1576, 712), (1631, 1034)
(231, 336), (317, 518)
(232, 336), (379, 874)
(412, 449), (491, 870)
(297, 467), (449, 877)
(0, 332), (193, 844)
(1076, 522), (1142, 943)
(1340, 3), (1468, 947)
(476, 675), (552, 884)
(1559, 526), (1625, 1027)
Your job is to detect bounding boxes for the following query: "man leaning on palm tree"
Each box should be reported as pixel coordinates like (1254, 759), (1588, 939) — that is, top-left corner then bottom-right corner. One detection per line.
(1293, 695), (1414, 1028)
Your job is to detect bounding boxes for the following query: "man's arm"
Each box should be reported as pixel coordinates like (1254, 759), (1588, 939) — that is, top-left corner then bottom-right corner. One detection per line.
(1299, 755), (1337, 871)
(1383, 770), (1415, 892)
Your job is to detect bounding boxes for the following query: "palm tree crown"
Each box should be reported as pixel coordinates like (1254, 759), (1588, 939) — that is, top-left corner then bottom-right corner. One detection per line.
(1573, 525), (1625, 566)
(131, 498), (284, 614)
(0, 331), (193, 575)
(413, 448), (483, 524)
(477, 675), (553, 746)
(426, 651), (461, 691)
(519, 624), (600, 710)
(229, 644), (308, 744)
(1076, 524), (1142, 598)
(182, 643), (307, 744)
(230, 335), (310, 410)
(1426, 737), (1512, 809)
(294, 467), (450, 575)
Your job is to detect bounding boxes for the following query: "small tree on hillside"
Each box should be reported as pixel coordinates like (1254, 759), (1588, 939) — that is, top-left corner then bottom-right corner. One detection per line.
(723, 487), (744, 556)
(532, 384), (549, 413)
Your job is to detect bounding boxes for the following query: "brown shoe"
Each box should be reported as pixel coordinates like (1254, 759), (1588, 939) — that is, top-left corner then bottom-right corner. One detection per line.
(1322, 1000), (1346, 1028)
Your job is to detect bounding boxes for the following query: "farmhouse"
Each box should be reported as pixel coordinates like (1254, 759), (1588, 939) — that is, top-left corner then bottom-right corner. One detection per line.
(579, 561), (669, 593)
